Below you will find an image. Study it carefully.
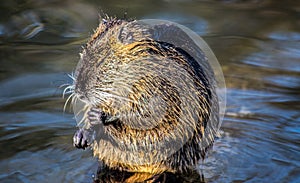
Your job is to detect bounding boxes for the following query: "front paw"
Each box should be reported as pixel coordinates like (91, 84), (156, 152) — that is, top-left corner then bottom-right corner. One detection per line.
(88, 107), (107, 125)
(73, 128), (89, 149)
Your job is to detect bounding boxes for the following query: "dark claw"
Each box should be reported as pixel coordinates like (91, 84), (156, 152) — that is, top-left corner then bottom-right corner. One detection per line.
(73, 129), (89, 149)
(74, 107), (106, 150)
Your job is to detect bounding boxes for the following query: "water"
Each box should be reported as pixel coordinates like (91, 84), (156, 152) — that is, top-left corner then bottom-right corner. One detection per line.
(0, 0), (299, 182)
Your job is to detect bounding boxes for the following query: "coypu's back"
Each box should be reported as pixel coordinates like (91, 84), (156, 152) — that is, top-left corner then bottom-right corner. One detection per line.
(71, 18), (222, 174)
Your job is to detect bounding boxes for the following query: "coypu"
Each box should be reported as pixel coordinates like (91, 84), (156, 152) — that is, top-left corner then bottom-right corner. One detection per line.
(65, 17), (224, 180)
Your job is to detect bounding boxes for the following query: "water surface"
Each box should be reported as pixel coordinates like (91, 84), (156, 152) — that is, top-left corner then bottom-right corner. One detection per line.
(0, 1), (299, 182)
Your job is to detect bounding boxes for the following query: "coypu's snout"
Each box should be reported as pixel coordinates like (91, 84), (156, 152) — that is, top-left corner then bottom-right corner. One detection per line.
(73, 53), (99, 102)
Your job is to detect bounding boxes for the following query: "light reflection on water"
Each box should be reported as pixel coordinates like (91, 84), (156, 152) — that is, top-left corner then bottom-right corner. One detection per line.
(0, 0), (299, 182)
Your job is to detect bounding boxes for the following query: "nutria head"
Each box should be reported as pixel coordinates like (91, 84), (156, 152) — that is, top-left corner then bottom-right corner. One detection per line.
(68, 18), (222, 173)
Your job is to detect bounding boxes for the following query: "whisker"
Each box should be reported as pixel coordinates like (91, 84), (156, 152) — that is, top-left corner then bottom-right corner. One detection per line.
(59, 83), (70, 89)
(61, 72), (76, 100)
(72, 94), (88, 117)
(93, 90), (135, 103)
(75, 104), (90, 127)
(71, 93), (78, 107)
(94, 87), (114, 92)
(68, 72), (76, 82)
(62, 85), (74, 98)
(64, 93), (75, 112)
(74, 103), (87, 117)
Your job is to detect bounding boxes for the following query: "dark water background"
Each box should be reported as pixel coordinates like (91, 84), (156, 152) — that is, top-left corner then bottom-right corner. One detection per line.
(0, 0), (299, 182)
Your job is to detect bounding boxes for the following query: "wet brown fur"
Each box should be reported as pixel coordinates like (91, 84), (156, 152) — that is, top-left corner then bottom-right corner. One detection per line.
(73, 17), (219, 175)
